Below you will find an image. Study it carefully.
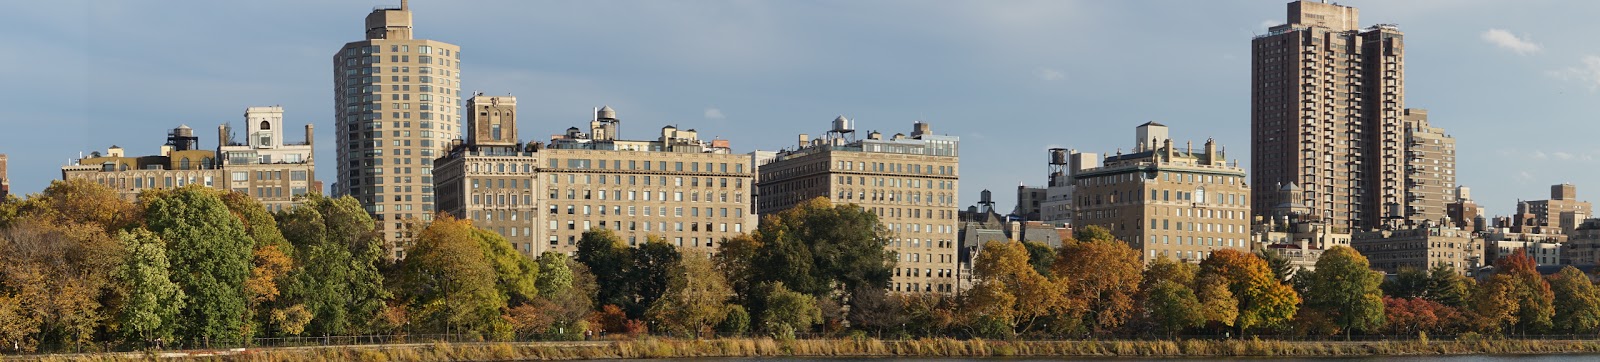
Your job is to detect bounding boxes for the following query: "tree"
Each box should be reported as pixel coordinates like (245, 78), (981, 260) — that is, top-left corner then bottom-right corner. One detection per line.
(575, 228), (632, 312)
(716, 305), (751, 337)
(1052, 226), (1143, 335)
(846, 285), (906, 333)
(217, 192), (294, 337)
(534, 252), (574, 299)
(753, 197), (894, 304)
(648, 252), (731, 338)
(757, 282), (821, 336)
(1303, 246), (1385, 336)
(1022, 241), (1055, 277)
(1140, 256), (1202, 337)
(140, 186), (254, 345)
(1425, 264), (1473, 308)
(1195, 273), (1238, 332)
(1255, 248), (1294, 282)
(1548, 266), (1600, 334)
(969, 240), (1058, 334)
(714, 234), (762, 304)
(396, 215), (506, 339)
(1498, 251), (1554, 334)
(0, 216), (121, 351)
(629, 238), (681, 318)
(7, 178), (136, 232)
(277, 195), (389, 336)
(1473, 274), (1519, 334)
(112, 228), (185, 346)
(1197, 249), (1299, 334)
(1382, 267), (1430, 299)
(472, 228), (539, 305)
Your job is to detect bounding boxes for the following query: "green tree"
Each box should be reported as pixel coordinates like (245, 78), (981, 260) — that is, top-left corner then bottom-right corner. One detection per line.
(1425, 264), (1473, 308)
(472, 228), (539, 305)
(575, 228), (632, 311)
(277, 195), (389, 336)
(714, 234), (762, 304)
(648, 252), (731, 338)
(1255, 248), (1295, 282)
(140, 186), (254, 345)
(1382, 267), (1430, 299)
(113, 229), (185, 346)
(1140, 256), (1202, 336)
(1022, 241), (1055, 277)
(753, 197), (894, 303)
(630, 237), (682, 318)
(1198, 249), (1299, 334)
(396, 216), (506, 339)
(716, 305), (751, 337)
(1303, 246), (1385, 336)
(1195, 274), (1238, 332)
(534, 252), (574, 299)
(1548, 266), (1600, 334)
(757, 282), (821, 335)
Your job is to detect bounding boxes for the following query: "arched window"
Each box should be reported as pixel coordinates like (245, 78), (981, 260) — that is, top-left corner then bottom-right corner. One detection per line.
(180, 157), (191, 170)
(259, 121), (271, 130)
(200, 157), (212, 169)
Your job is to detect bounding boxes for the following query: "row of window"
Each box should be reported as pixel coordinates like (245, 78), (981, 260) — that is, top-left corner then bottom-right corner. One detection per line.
(550, 158), (747, 174)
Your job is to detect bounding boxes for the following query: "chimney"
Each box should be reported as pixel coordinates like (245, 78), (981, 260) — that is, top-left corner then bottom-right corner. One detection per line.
(305, 124), (315, 146)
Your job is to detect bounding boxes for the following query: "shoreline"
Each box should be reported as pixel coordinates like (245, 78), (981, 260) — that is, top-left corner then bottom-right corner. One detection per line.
(13, 338), (1600, 361)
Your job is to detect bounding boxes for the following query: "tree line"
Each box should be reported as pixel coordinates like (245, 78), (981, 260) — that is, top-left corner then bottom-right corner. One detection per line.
(0, 183), (1597, 353)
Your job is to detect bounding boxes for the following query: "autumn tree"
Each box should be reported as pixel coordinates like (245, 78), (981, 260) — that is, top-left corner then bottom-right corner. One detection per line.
(6, 178), (136, 232)
(472, 228), (539, 305)
(1548, 266), (1600, 334)
(1052, 225), (1142, 335)
(969, 240), (1057, 334)
(1139, 256), (1203, 337)
(113, 229), (186, 346)
(216, 191), (295, 337)
(1473, 273), (1519, 334)
(1498, 251), (1555, 334)
(648, 252), (732, 338)
(396, 216), (506, 339)
(1197, 249), (1299, 334)
(757, 282), (821, 336)
(0, 217), (122, 351)
(1303, 246), (1385, 336)
(141, 186), (254, 345)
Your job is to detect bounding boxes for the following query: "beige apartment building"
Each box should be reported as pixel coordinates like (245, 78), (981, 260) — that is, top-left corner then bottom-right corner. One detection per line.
(1400, 109), (1456, 226)
(1, 154), (8, 200)
(1073, 122), (1252, 263)
(1351, 224), (1481, 274)
(1251, 1), (1409, 231)
(758, 118), (961, 294)
(62, 109), (316, 209)
(434, 101), (757, 256)
(333, 1), (463, 257)
(1562, 219), (1600, 267)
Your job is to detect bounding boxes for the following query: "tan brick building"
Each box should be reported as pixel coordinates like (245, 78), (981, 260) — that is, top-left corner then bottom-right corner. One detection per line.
(1518, 184), (1592, 235)
(1399, 109), (1456, 227)
(1251, 1), (1409, 231)
(63, 108), (316, 209)
(434, 102), (756, 256)
(758, 118), (960, 293)
(1073, 122), (1252, 263)
(333, 1), (463, 256)
(1351, 224), (1481, 274)
(0, 154), (9, 200)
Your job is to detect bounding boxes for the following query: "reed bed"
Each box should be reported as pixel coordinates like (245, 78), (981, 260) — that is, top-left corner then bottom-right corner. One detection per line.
(13, 337), (1600, 361)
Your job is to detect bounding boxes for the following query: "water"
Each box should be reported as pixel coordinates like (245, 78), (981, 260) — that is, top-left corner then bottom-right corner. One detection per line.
(588, 356), (1600, 362)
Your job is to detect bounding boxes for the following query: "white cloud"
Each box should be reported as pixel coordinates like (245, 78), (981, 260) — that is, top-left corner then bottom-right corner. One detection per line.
(1481, 29), (1541, 55)
(704, 107), (725, 119)
(1553, 151), (1575, 160)
(1548, 55), (1600, 89)
(1035, 67), (1065, 81)
(1533, 150), (1549, 160)
(1517, 171), (1534, 183)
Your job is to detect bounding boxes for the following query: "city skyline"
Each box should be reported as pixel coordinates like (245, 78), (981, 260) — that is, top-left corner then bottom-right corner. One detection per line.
(5, 1), (1600, 219)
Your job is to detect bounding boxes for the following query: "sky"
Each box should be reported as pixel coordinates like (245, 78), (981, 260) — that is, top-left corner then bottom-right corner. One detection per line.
(2, 0), (1599, 219)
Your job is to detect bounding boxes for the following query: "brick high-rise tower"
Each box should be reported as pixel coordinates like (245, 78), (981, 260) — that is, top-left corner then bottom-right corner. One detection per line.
(1251, 1), (1406, 231)
(333, 0), (463, 258)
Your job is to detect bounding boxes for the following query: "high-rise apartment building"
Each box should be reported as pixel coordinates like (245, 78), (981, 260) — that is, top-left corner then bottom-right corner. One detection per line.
(1399, 109), (1456, 226)
(434, 102), (758, 256)
(1251, 1), (1407, 231)
(1072, 122), (1252, 263)
(62, 109), (316, 209)
(333, 1), (463, 257)
(758, 118), (960, 293)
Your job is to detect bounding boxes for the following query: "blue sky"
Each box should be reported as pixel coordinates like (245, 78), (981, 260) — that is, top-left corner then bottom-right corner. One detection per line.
(2, 0), (1597, 218)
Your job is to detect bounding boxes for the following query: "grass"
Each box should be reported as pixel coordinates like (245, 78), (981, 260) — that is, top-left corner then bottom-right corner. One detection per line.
(13, 337), (1600, 361)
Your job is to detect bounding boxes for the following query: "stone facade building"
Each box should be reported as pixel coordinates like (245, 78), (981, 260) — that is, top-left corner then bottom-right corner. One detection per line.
(1562, 219), (1600, 267)
(1351, 224), (1481, 274)
(0, 154), (8, 200)
(1484, 231), (1564, 266)
(62, 109), (316, 210)
(1519, 184), (1592, 235)
(758, 118), (960, 293)
(333, 1), (463, 256)
(1072, 122), (1252, 263)
(1399, 109), (1457, 227)
(434, 102), (757, 256)
(1251, 1), (1411, 232)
